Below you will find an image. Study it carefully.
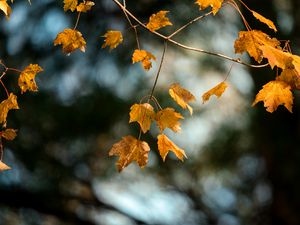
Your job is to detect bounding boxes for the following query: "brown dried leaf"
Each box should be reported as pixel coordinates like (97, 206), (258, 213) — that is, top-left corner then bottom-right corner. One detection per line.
(155, 108), (184, 132)
(129, 103), (155, 133)
(146, 10), (172, 32)
(1, 128), (17, 140)
(0, 93), (19, 125)
(18, 64), (43, 93)
(202, 81), (228, 103)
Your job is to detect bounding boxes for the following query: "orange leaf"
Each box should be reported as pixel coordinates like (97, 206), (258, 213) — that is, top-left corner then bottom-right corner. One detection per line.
(76, 1), (94, 12)
(155, 108), (184, 132)
(260, 45), (293, 69)
(234, 30), (280, 63)
(202, 81), (228, 103)
(54, 28), (86, 54)
(132, 49), (156, 71)
(129, 103), (155, 133)
(109, 135), (150, 172)
(0, 0), (11, 17)
(252, 80), (293, 113)
(252, 10), (277, 32)
(276, 69), (300, 90)
(102, 30), (123, 50)
(0, 93), (19, 125)
(169, 83), (196, 115)
(0, 161), (11, 171)
(195, 0), (224, 15)
(63, 0), (78, 12)
(18, 64), (43, 94)
(157, 134), (187, 162)
(146, 10), (172, 32)
(1, 128), (17, 140)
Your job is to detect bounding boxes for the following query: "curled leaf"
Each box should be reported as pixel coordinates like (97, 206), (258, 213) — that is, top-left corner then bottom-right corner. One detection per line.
(0, 0), (11, 18)
(169, 83), (196, 115)
(76, 1), (94, 12)
(195, 0), (224, 15)
(109, 135), (150, 172)
(202, 81), (228, 103)
(18, 64), (43, 93)
(0, 93), (19, 125)
(252, 11), (277, 32)
(1, 128), (17, 140)
(54, 28), (86, 54)
(64, 0), (78, 12)
(132, 49), (156, 71)
(146, 10), (172, 32)
(155, 108), (184, 132)
(129, 103), (155, 133)
(102, 30), (123, 50)
(157, 134), (187, 162)
(0, 161), (11, 171)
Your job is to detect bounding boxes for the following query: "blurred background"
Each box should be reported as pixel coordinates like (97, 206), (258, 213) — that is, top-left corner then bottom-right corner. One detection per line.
(0, 0), (300, 224)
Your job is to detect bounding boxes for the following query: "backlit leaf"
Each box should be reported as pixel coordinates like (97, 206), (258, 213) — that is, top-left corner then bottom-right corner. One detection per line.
(169, 83), (196, 115)
(76, 1), (94, 12)
(0, 93), (19, 125)
(277, 69), (300, 90)
(132, 49), (156, 71)
(1, 128), (17, 140)
(157, 134), (187, 162)
(155, 108), (184, 132)
(234, 30), (280, 63)
(0, 161), (11, 171)
(252, 11), (277, 32)
(102, 30), (123, 50)
(64, 0), (78, 12)
(18, 64), (43, 93)
(109, 135), (150, 172)
(252, 80), (293, 113)
(202, 81), (228, 103)
(260, 45), (293, 69)
(129, 103), (155, 133)
(54, 29), (86, 54)
(0, 0), (11, 17)
(195, 0), (224, 15)
(146, 10), (172, 32)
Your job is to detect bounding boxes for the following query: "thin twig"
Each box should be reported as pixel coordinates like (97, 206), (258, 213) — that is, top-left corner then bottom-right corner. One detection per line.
(74, 12), (81, 30)
(0, 80), (9, 98)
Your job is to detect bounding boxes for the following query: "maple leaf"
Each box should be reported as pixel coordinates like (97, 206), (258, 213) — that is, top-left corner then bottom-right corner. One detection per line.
(109, 135), (150, 172)
(101, 30), (123, 50)
(252, 80), (293, 113)
(0, 93), (19, 125)
(76, 1), (94, 13)
(195, 0), (224, 15)
(54, 28), (86, 54)
(252, 11), (277, 32)
(146, 11), (172, 32)
(0, 0), (11, 18)
(277, 69), (300, 90)
(64, 0), (78, 12)
(169, 83), (196, 115)
(18, 64), (43, 94)
(157, 134), (187, 162)
(1, 128), (17, 140)
(202, 81), (228, 103)
(234, 30), (280, 63)
(260, 45), (293, 69)
(0, 161), (11, 171)
(155, 108), (184, 132)
(129, 103), (155, 133)
(132, 49), (156, 71)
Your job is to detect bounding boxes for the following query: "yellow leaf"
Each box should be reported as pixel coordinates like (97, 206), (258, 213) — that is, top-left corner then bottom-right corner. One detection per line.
(260, 45), (293, 69)
(1, 128), (17, 140)
(109, 135), (150, 172)
(202, 81), (228, 103)
(64, 0), (78, 12)
(18, 64), (43, 94)
(0, 93), (19, 125)
(146, 10), (172, 32)
(155, 108), (184, 132)
(102, 30), (123, 50)
(276, 69), (300, 90)
(0, 161), (11, 171)
(252, 11), (277, 32)
(234, 30), (280, 63)
(157, 134), (187, 162)
(195, 0), (224, 15)
(76, 1), (94, 13)
(0, 0), (11, 17)
(252, 80), (293, 113)
(129, 103), (155, 133)
(132, 49), (156, 71)
(169, 83), (196, 115)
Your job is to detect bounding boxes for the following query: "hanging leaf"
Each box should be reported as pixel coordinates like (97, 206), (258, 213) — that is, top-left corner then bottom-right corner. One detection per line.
(157, 134), (187, 161)
(18, 64), (43, 94)
(0, 0), (11, 17)
(109, 135), (150, 172)
(195, 0), (224, 15)
(146, 10), (172, 32)
(252, 80), (293, 113)
(252, 10), (277, 32)
(0, 161), (11, 171)
(155, 108), (184, 132)
(129, 103), (155, 133)
(76, 1), (94, 12)
(54, 28), (86, 54)
(260, 45), (293, 69)
(132, 49), (156, 71)
(202, 81), (228, 103)
(276, 69), (300, 90)
(0, 93), (19, 125)
(169, 83), (196, 115)
(102, 30), (123, 50)
(63, 0), (78, 12)
(1, 128), (17, 140)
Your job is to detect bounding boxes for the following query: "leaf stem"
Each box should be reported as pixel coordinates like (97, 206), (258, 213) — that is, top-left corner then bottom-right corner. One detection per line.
(74, 12), (81, 30)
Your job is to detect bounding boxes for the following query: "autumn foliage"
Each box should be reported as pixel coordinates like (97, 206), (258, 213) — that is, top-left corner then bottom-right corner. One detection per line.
(1, 0), (300, 172)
